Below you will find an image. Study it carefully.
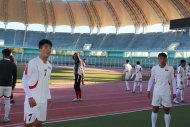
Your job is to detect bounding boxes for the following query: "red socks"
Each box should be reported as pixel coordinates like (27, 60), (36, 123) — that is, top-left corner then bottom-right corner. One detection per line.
(75, 91), (81, 99)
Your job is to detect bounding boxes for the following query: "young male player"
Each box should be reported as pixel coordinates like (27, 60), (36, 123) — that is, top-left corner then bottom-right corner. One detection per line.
(22, 39), (53, 127)
(185, 63), (190, 86)
(176, 60), (186, 103)
(147, 53), (176, 127)
(0, 48), (17, 123)
(123, 60), (132, 91)
(132, 61), (143, 93)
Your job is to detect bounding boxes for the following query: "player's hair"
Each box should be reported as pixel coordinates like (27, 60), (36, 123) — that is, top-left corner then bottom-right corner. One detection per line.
(158, 52), (167, 58)
(126, 60), (129, 63)
(2, 48), (11, 58)
(136, 61), (140, 65)
(38, 39), (53, 49)
(73, 52), (80, 61)
(180, 59), (186, 64)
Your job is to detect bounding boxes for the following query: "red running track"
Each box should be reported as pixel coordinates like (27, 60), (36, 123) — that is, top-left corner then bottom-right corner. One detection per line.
(0, 81), (190, 127)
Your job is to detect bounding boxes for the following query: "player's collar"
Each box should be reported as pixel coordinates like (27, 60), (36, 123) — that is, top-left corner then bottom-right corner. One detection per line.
(3, 58), (10, 61)
(38, 56), (48, 64)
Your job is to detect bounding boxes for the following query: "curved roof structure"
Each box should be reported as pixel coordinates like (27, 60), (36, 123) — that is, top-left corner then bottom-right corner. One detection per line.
(0, 0), (190, 31)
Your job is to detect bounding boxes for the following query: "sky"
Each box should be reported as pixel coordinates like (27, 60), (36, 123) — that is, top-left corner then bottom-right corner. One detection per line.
(0, 22), (169, 34)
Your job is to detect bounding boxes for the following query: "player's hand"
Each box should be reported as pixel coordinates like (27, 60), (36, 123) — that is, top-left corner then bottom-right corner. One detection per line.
(173, 94), (176, 98)
(147, 91), (151, 99)
(48, 99), (53, 108)
(28, 97), (37, 108)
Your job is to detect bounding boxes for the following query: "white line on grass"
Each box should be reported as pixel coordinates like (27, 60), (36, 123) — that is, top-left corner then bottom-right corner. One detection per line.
(2, 104), (189, 127)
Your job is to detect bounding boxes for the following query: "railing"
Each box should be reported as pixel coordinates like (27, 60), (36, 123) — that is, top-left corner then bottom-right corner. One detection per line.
(2, 53), (188, 69)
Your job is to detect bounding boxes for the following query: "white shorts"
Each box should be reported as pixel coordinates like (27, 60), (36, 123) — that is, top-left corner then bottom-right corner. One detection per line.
(177, 80), (185, 89)
(125, 74), (131, 80)
(152, 93), (172, 108)
(135, 74), (142, 82)
(24, 102), (47, 124)
(0, 86), (12, 98)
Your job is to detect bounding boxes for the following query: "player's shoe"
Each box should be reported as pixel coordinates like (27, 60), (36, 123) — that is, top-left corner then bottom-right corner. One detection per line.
(3, 117), (10, 123)
(125, 88), (130, 92)
(10, 99), (15, 105)
(181, 100), (187, 103)
(79, 98), (83, 101)
(173, 99), (180, 104)
(72, 98), (79, 102)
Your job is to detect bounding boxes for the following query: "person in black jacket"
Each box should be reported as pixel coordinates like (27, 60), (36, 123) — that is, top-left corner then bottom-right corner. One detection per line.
(72, 53), (83, 102)
(0, 48), (17, 123)
(9, 53), (17, 105)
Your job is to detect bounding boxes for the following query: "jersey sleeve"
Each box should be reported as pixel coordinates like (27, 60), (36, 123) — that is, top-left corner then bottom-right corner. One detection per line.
(22, 61), (35, 99)
(147, 66), (155, 91)
(12, 63), (17, 88)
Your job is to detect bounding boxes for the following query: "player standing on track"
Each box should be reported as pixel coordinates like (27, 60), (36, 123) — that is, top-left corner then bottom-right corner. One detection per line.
(176, 60), (186, 103)
(0, 48), (17, 123)
(132, 61), (143, 93)
(185, 63), (190, 86)
(147, 53), (176, 127)
(22, 39), (53, 127)
(72, 53), (83, 102)
(123, 60), (132, 91)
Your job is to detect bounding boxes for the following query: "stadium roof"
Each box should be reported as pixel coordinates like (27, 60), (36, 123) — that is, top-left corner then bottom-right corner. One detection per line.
(0, 0), (190, 33)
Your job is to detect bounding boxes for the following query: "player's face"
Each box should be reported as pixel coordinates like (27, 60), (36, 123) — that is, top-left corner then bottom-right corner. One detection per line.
(181, 62), (186, 67)
(158, 56), (167, 66)
(40, 44), (52, 58)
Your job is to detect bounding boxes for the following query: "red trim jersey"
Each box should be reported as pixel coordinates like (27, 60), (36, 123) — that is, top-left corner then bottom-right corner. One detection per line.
(22, 57), (52, 103)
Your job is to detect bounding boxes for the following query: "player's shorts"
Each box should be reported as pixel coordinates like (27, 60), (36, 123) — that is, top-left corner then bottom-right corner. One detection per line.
(186, 74), (190, 79)
(0, 86), (12, 98)
(152, 93), (172, 108)
(177, 81), (185, 89)
(135, 74), (142, 82)
(125, 73), (131, 80)
(24, 102), (47, 124)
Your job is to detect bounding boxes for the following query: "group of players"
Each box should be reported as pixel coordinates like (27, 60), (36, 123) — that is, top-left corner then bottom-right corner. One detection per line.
(123, 57), (189, 104)
(0, 39), (189, 127)
(123, 60), (143, 93)
(123, 53), (189, 127)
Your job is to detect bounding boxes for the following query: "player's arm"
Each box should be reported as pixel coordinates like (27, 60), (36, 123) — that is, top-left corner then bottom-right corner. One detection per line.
(147, 67), (155, 99)
(22, 62), (36, 107)
(12, 63), (17, 90)
(47, 66), (52, 107)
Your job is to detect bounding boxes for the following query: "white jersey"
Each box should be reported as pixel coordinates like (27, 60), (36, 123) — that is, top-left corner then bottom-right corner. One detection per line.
(177, 66), (185, 82)
(147, 65), (174, 95)
(22, 57), (52, 104)
(135, 65), (142, 76)
(123, 63), (132, 75)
